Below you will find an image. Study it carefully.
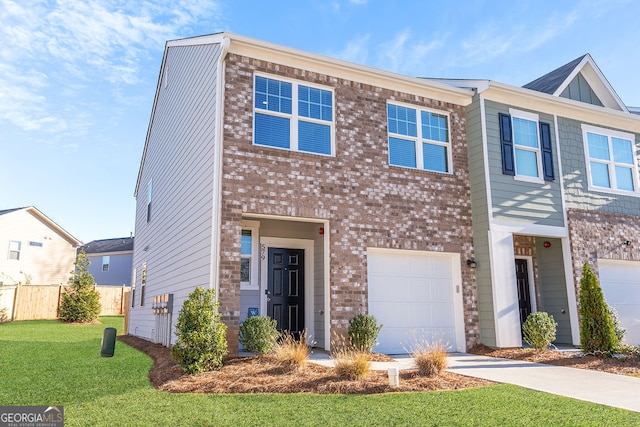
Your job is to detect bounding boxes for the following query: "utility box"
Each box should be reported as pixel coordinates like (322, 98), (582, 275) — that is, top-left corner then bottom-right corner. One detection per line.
(101, 327), (117, 357)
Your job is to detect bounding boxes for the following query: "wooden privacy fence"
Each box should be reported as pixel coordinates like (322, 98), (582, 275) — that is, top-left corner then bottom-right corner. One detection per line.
(0, 285), (130, 322)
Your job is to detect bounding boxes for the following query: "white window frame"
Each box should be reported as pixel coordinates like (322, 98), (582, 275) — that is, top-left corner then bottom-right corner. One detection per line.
(510, 109), (544, 184)
(240, 220), (260, 290)
(102, 255), (110, 272)
(8, 240), (21, 260)
(582, 124), (639, 196)
(386, 101), (453, 174)
(252, 73), (335, 157)
(146, 180), (153, 223)
(131, 267), (137, 308)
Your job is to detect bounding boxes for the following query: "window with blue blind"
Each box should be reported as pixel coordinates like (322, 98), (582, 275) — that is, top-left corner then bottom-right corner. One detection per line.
(583, 124), (638, 194)
(387, 103), (451, 173)
(254, 75), (333, 155)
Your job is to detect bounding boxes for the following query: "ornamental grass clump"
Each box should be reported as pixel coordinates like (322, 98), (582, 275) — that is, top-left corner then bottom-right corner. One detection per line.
(273, 330), (312, 371)
(239, 316), (279, 356)
(522, 312), (557, 351)
(579, 263), (618, 353)
(333, 349), (371, 380)
(171, 287), (228, 374)
(409, 338), (448, 377)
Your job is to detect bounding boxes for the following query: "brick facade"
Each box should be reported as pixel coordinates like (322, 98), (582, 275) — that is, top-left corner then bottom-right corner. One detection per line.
(567, 209), (640, 289)
(217, 53), (480, 352)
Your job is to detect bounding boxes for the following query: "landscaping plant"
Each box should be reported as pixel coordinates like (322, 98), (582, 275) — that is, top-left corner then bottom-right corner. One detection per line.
(606, 303), (626, 344)
(58, 250), (101, 323)
(408, 337), (448, 377)
(348, 314), (382, 352)
(171, 287), (227, 374)
(522, 311), (557, 351)
(578, 263), (618, 353)
(333, 349), (371, 380)
(239, 316), (279, 355)
(273, 330), (312, 371)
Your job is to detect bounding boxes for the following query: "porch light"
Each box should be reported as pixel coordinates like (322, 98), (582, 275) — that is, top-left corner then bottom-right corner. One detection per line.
(623, 240), (632, 246)
(466, 259), (478, 268)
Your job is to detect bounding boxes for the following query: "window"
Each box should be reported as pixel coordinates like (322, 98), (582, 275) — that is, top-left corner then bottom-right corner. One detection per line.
(499, 110), (554, 182)
(102, 256), (110, 272)
(240, 220), (260, 290)
(583, 124), (638, 194)
(8, 241), (21, 260)
(140, 263), (147, 307)
(387, 103), (451, 173)
(253, 75), (334, 156)
(29, 241), (43, 247)
(131, 268), (136, 308)
(146, 180), (152, 223)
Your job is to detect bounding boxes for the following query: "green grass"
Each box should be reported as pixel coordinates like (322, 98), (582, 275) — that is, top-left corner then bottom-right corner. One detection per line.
(1, 318), (639, 426)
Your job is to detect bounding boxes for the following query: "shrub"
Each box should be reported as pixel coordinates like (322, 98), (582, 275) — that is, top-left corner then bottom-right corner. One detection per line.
(332, 349), (371, 380)
(171, 287), (228, 374)
(579, 263), (618, 353)
(239, 316), (279, 355)
(522, 312), (557, 351)
(348, 314), (382, 352)
(606, 304), (626, 344)
(58, 251), (101, 323)
(273, 330), (312, 371)
(409, 338), (448, 377)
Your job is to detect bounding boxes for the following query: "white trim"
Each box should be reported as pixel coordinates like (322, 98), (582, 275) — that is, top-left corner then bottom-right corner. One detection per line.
(365, 247), (466, 353)
(323, 221), (330, 351)
(509, 108), (544, 184)
(240, 220), (260, 291)
(562, 238), (580, 345)
(515, 255), (537, 314)
(554, 115), (570, 231)
(490, 221), (568, 238)
(259, 237), (315, 346)
(479, 95), (494, 222)
(581, 123), (640, 196)
(252, 72), (336, 157)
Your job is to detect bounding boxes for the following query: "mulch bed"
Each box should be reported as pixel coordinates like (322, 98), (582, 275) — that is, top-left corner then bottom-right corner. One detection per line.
(469, 344), (640, 377)
(118, 335), (493, 394)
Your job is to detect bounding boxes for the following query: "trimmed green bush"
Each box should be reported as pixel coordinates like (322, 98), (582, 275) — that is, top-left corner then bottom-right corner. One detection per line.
(239, 316), (279, 355)
(171, 287), (228, 374)
(58, 251), (101, 323)
(579, 263), (618, 353)
(522, 312), (557, 351)
(348, 314), (382, 352)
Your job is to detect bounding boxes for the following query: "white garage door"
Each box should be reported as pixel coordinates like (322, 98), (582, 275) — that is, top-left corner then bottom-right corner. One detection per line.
(598, 260), (640, 345)
(367, 250), (464, 354)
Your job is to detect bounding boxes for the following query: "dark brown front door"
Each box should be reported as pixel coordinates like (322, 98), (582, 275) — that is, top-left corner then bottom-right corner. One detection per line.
(515, 258), (533, 325)
(267, 248), (304, 334)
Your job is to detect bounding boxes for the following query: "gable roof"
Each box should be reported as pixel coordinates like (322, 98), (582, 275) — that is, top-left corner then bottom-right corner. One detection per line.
(0, 206), (82, 246)
(523, 54), (627, 112)
(80, 237), (134, 254)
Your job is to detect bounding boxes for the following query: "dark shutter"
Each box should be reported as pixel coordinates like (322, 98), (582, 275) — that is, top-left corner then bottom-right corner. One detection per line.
(539, 122), (555, 181)
(499, 113), (515, 176)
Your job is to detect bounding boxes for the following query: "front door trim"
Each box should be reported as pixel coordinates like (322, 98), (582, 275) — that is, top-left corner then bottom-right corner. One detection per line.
(515, 256), (537, 317)
(260, 237), (314, 344)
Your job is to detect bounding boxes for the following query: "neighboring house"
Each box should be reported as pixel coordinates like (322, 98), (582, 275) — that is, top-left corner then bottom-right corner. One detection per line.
(0, 207), (81, 286)
(435, 54), (640, 346)
(80, 237), (134, 286)
(129, 32), (481, 354)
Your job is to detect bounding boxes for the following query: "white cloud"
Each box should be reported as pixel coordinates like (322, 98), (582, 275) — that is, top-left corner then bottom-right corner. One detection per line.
(377, 29), (443, 74)
(0, 0), (222, 138)
(335, 34), (371, 64)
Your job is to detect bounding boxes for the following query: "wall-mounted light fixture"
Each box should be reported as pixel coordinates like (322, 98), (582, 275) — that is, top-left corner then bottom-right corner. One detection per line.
(143, 245), (150, 252)
(467, 259), (478, 268)
(623, 240), (632, 246)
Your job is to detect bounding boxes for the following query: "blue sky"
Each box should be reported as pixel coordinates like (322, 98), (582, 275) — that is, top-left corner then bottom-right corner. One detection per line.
(2, 0), (639, 243)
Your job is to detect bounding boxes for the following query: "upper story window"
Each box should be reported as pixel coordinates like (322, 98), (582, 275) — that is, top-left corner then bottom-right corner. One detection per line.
(102, 256), (110, 272)
(582, 124), (638, 194)
(8, 240), (21, 260)
(499, 110), (554, 182)
(387, 103), (452, 173)
(253, 75), (334, 156)
(146, 180), (153, 223)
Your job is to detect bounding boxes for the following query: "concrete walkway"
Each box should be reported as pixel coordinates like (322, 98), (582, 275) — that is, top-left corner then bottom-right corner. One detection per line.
(308, 351), (640, 413)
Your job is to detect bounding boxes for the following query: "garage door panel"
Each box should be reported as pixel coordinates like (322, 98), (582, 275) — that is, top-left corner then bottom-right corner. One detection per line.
(598, 261), (640, 346)
(367, 251), (461, 354)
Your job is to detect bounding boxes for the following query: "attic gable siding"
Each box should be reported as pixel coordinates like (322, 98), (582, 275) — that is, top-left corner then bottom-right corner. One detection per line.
(560, 73), (603, 106)
(484, 100), (564, 227)
(0, 210), (76, 285)
(130, 43), (222, 340)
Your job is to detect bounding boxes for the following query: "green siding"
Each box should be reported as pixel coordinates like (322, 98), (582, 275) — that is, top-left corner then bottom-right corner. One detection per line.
(558, 117), (640, 216)
(536, 238), (572, 344)
(560, 73), (604, 106)
(485, 100), (565, 228)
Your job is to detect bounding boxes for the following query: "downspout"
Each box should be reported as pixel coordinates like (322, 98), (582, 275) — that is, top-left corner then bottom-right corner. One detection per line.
(210, 34), (231, 302)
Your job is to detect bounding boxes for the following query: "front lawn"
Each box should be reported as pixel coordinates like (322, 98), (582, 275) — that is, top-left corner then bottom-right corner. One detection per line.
(1, 317), (638, 426)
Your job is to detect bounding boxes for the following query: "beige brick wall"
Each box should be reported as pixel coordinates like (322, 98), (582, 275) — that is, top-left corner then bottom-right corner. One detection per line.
(218, 53), (479, 351)
(568, 209), (640, 289)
